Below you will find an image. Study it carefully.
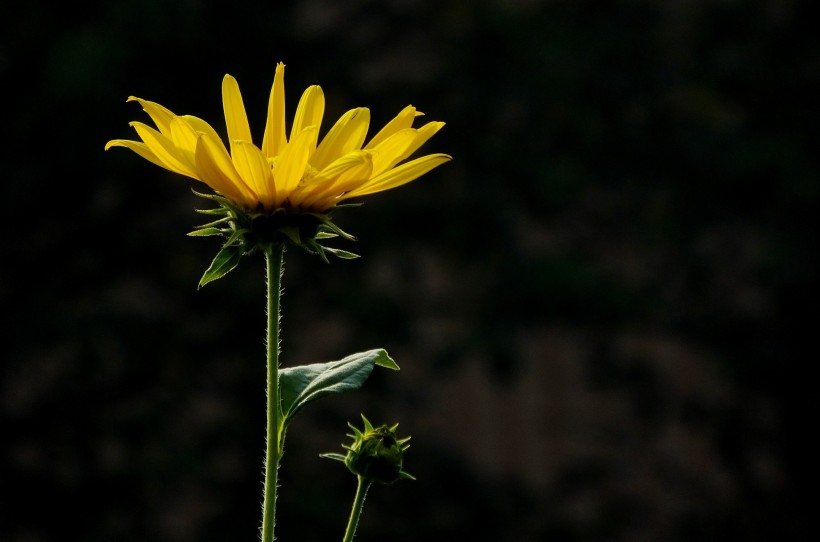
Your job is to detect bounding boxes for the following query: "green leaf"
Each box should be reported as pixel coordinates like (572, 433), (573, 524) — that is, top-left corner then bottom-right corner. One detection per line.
(198, 244), (243, 288)
(280, 349), (399, 423)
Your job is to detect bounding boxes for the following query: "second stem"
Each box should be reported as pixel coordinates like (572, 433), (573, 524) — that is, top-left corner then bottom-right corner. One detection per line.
(343, 475), (372, 542)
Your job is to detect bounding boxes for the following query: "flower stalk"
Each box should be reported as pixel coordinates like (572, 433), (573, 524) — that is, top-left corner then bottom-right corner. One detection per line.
(261, 244), (284, 542)
(343, 476), (372, 542)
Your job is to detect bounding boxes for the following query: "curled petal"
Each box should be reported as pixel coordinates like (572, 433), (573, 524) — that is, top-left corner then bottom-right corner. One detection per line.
(127, 96), (177, 136)
(130, 121), (197, 178)
(181, 115), (223, 142)
(105, 139), (167, 170)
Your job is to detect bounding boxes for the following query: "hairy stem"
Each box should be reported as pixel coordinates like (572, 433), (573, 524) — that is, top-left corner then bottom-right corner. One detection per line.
(342, 476), (372, 542)
(261, 244), (284, 542)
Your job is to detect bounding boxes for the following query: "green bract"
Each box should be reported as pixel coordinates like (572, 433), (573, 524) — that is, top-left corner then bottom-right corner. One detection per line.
(189, 190), (360, 287)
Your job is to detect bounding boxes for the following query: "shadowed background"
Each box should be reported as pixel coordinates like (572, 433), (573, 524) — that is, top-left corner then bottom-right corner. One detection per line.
(2, 0), (815, 540)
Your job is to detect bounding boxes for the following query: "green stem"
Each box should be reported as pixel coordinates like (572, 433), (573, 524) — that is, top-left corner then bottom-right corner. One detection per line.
(342, 476), (372, 542)
(261, 244), (285, 542)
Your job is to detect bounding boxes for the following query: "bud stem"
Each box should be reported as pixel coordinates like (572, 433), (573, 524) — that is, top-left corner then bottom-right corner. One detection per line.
(261, 244), (285, 542)
(343, 475), (373, 542)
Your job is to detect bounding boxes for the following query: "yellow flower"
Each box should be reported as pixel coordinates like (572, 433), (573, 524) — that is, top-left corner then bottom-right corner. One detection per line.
(106, 63), (450, 214)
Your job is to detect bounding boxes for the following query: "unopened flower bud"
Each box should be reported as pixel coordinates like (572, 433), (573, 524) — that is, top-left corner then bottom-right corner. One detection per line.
(322, 415), (414, 485)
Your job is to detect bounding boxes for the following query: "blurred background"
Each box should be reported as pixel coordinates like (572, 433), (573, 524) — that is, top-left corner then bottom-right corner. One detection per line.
(2, 0), (815, 540)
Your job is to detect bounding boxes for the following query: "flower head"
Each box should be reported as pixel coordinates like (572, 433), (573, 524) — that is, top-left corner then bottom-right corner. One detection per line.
(106, 63), (450, 215)
(321, 415), (414, 485)
(107, 64), (449, 284)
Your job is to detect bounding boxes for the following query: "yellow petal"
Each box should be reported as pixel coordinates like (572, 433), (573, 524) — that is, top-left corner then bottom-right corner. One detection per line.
(169, 116), (199, 156)
(294, 150), (370, 198)
(262, 62), (287, 158)
(302, 150), (371, 186)
(181, 115), (223, 142)
(274, 126), (317, 202)
(398, 121), (446, 162)
(130, 121), (198, 178)
(232, 141), (276, 209)
(300, 151), (374, 210)
(291, 85), (324, 145)
(342, 153), (451, 199)
(369, 128), (417, 177)
(127, 97), (177, 136)
(105, 139), (168, 170)
(222, 74), (253, 148)
(311, 107), (370, 170)
(364, 105), (419, 149)
(195, 133), (259, 207)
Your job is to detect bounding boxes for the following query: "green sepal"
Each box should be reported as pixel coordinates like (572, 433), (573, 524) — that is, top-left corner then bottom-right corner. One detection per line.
(279, 349), (399, 426)
(188, 188), (365, 278)
(319, 217), (357, 241)
(222, 227), (250, 247)
(279, 226), (301, 245)
(194, 216), (231, 229)
(195, 207), (229, 216)
(198, 244), (243, 288)
(187, 227), (227, 237)
(319, 452), (347, 463)
(191, 188), (237, 209)
(322, 247), (360, 259)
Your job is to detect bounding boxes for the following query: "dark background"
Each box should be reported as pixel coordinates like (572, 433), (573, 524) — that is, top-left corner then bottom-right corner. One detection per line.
(2, 0), (815, 540)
